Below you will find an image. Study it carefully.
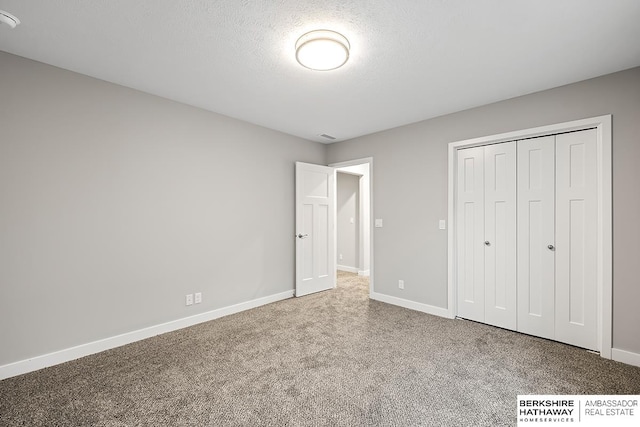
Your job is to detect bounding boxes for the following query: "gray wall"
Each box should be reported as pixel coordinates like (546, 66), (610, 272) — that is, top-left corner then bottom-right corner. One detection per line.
(337, 173), (359, 270)
(327, 67), (640, 355)
(2, 49), (638, 367)
(0, 52), (325, 366)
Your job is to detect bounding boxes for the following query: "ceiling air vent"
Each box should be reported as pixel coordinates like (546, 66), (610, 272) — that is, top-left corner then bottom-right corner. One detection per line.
(319, 134), (336, 141)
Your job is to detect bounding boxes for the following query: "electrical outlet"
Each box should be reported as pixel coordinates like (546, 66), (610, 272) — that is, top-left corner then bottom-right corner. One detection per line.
(195, 292), (202, 304)
(339, 253), (343, 260)
(185, 294), (193, 306)
(398, 280), (404, 290)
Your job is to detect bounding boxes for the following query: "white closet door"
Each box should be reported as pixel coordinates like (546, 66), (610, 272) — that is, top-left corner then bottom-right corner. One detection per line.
(484, 142), (517, 330)
(555, 129), (598, 350)
(517, 136), (556, 340)
(456, 146), (485, 322)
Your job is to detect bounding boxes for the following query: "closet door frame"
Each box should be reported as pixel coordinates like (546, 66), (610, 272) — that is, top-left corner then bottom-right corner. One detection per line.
(447, 115), (612, 359)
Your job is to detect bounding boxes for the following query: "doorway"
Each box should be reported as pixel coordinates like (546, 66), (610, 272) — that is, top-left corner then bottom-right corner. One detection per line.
(336, 172), (362, 274)
(331, 158), (373, 297)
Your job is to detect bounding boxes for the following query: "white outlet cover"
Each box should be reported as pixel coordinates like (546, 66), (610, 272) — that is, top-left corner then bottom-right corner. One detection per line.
(185, 294), (194, 306)
(195, 292), (202, 304)
(375, 219), (383, 228)
(439, 219), (446, 230)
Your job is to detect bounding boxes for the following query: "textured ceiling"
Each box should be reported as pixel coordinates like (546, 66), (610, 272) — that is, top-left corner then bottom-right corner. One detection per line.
(1, 1), (639, 143)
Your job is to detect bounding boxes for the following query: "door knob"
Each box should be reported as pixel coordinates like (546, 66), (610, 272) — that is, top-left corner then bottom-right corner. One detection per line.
(484, 241), (490, 246)
(548, 244), (555, 251)
(296, 233), (309, 239)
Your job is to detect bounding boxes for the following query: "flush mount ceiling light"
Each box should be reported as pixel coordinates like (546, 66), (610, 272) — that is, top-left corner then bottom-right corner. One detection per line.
(0, 10), (20, 29)
(295, 30), (350, 71)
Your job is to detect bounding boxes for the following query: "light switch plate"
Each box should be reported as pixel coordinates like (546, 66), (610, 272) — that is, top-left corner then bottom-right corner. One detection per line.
(375, 219), (383, 228)
(439, 220), (446, 230)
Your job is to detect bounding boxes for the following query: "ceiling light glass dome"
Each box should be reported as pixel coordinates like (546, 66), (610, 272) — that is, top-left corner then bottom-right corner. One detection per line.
(295, 30), (350, 71)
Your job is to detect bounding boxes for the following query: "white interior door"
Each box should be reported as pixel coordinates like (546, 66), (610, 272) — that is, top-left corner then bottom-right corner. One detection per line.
(555, 129), (598, 350)
(517, 136), (556, 340)
(456, 146), (485, 322)
(484, 142), (517, 330)
(295, 162), (336, 297)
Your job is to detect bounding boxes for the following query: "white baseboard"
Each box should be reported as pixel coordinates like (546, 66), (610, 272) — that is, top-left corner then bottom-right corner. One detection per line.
(611, 348), (640, 368)
(0, 290), (294, 381)
(371, 291), (453, 319)
(337, 265), (358, 273)
(357, 269), (370, 277)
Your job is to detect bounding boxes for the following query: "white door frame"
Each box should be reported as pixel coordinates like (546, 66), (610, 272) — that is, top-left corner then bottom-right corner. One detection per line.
(447, 115), (612, 358)
(330, 157), (374, 298)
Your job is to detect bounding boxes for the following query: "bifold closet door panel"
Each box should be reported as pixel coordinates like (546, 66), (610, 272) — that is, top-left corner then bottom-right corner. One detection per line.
(517, 136), (556, 340)
(555, 129), (598, 350)
(484, 142), (517, 331)
(456, 146), (485, 322)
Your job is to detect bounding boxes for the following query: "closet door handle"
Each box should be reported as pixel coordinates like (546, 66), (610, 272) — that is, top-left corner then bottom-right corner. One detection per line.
(547, 244), (555, 251)
(484, 241), (491, 246)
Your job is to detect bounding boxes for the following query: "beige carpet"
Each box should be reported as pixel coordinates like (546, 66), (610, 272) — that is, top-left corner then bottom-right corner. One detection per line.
(1, 271), (639, 426)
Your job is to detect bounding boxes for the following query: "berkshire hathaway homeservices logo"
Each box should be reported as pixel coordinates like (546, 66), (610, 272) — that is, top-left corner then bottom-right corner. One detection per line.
(518, 397), (576, 423)
(517, 395), (639, 426)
